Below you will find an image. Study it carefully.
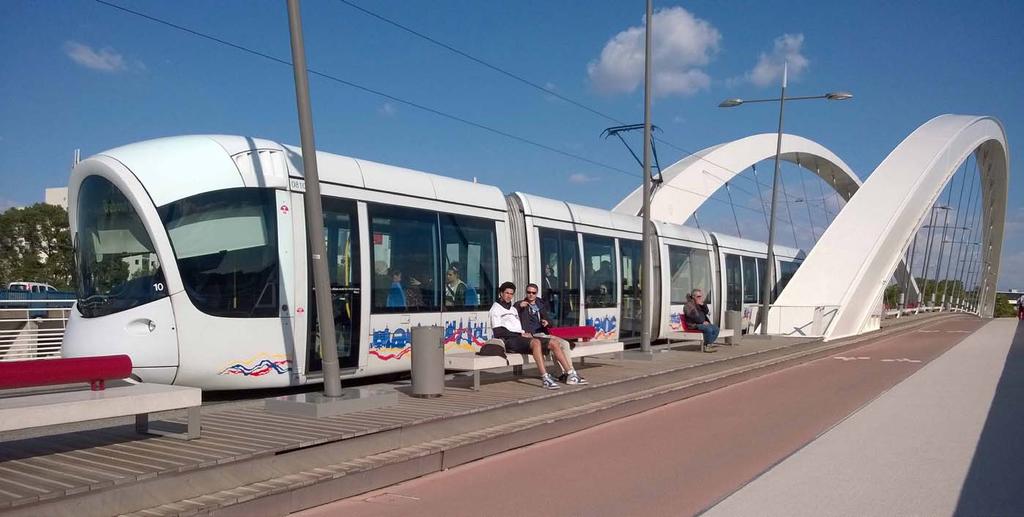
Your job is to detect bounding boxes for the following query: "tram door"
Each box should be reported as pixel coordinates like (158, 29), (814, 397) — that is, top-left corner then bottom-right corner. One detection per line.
(538, 228), (581, 327)
(304, 197), (362, 373)
(619, 239), (642, 339)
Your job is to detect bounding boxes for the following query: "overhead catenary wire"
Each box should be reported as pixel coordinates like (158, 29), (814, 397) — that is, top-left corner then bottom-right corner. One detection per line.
(93, 0), (775, 220)
(334, 0), (805, 195)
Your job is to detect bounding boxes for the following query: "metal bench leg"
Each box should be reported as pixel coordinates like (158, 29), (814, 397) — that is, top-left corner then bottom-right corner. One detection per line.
(473, 371), (480, 391)
(136, 408), (202, 440)
(512, 364), (523, 376)
(186, 406), (201, 440)
(135, 413), (149, 435)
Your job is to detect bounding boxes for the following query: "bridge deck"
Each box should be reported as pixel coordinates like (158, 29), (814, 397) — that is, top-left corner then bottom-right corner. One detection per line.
(0, 314), (955, 514)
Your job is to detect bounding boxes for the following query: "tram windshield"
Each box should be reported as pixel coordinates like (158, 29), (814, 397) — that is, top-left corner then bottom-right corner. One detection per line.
(159, 188), (279, 318)
(76, 176), (167, 318)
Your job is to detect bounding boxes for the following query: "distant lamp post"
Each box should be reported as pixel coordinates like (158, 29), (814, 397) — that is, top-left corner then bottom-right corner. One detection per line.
(719, 63), (852, 335)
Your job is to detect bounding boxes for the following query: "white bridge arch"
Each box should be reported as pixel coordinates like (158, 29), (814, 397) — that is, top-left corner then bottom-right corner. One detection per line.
(771, 115), (1009, 339)
(612, 133), (924, 304)
(612, 133), (862, 223)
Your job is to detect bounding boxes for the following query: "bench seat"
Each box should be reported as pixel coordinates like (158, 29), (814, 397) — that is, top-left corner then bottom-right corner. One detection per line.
(664, 328), (736, 352)
(0, 383), (202, 440)
(445, 340), (624, 390)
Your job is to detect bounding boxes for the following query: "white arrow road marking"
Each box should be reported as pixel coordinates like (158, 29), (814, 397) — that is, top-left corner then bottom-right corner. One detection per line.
(834, 356), (871, 361)
(880, 358), (922, 363)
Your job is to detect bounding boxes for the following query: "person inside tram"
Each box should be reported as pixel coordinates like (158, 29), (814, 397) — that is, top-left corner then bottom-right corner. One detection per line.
(542, 263), (559, 319)
(444, 262), (467, 307)
(386, 268), (406, 308)
(684, 288), (719, 351)
(489, 281), (585, 389)
(517, 282), (586, 385)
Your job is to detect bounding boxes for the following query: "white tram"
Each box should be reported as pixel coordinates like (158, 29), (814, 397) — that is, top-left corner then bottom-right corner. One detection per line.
(63, 135), (803, 390)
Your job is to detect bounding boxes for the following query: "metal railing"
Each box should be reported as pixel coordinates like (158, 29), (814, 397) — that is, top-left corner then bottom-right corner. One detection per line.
(0, 299), (75, 361)
(762, 305), (842, 337)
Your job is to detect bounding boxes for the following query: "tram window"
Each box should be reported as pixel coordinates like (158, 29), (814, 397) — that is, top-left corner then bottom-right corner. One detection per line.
(76, 175), (167, 317)
(690, 249), (714, 307)
(369, 205), (440, 312)
(440, 214), (497, 310)
(742, 256), (759, 304)
(668, 246), (693, 304)
(538, 228), (580, 327)
(160, 188), (279, 318)
(583, 235), (616, 308)
(725, 254), (742, 311)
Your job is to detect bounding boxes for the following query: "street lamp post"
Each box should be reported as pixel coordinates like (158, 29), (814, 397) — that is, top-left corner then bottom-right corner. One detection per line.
(719, 65), (852, 335)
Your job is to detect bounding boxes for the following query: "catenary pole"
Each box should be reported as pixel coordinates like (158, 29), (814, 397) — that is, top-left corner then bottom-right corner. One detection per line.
(759, 61), (787, 335)
(639, 0), (654, 352)
(287, 0), (342, 397)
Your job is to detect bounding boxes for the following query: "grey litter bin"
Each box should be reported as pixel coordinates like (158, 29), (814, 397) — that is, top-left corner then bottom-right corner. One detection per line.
(724, 310), (743, 345)
(411, 325), (445, 398)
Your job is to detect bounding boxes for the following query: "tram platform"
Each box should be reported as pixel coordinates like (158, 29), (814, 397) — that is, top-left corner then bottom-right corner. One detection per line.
(0, 313), (961, 516)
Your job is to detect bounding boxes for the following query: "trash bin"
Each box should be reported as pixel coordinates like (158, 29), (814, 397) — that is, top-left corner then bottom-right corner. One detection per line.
(724, 310), (743, 345)
(410, 325), (444, 398)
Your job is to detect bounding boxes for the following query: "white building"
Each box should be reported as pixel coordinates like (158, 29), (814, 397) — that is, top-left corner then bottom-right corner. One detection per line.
(45, 187), (68, 209)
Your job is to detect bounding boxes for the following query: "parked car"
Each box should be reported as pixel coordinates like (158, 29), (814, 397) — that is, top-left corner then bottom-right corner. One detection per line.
(6, 282), (60, 293)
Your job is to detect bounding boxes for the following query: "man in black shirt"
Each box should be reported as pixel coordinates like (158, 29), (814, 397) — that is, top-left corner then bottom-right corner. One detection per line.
(516, 283), (586, 385)
(683, 288), (719, 351)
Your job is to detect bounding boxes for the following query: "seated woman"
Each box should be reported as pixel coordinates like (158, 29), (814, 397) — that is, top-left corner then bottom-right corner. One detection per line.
(684, 288), (719, 350)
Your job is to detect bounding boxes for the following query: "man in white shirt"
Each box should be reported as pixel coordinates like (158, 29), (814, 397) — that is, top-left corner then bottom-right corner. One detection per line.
(489, 281), (583, 390)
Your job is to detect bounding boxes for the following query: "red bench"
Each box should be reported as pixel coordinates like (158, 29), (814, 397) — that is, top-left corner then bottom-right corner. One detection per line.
(0, 355), (132, 391)
(546, 325), (597, 342)
(0, 355), (203, 440)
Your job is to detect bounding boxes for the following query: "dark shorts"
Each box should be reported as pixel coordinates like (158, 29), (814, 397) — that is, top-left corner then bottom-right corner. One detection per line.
(502, 335), (551, 354)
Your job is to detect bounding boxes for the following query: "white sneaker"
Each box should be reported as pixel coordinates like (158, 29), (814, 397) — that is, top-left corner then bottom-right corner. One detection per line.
(566, 371), (588, 385)
(541, 374), (560, 390)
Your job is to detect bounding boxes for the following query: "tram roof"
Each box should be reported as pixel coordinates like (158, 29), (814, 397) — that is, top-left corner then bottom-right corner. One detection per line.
(712, 232), (805, 261)
(96, 135), (506, 210)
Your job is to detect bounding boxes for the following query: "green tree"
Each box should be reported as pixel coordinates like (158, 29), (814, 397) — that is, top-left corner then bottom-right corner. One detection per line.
(0, 204), (73, 290)
(994, 295), (1018, 318)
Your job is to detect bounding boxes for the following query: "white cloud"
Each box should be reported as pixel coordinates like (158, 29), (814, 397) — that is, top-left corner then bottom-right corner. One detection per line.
(568, 172), (598, 184)
(587, 7), (720, 97)
(742, 33), (809, 87)
(64, 41), (136, 72)
(378, 102), (397, 117)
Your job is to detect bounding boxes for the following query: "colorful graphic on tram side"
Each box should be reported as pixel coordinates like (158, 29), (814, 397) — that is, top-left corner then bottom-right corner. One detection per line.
(586, 315), (618, 340)
(443, 319), (489, 352)
(669, 312), (683, 331)
(219, 354), (292, 376)
(369, 326), (411, 360)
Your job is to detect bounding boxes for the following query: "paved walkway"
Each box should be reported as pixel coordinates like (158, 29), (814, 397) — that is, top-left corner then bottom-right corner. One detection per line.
(707, 318), (1022, 516)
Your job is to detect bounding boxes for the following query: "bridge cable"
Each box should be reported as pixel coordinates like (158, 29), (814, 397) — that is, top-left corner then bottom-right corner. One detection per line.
(750, 165), (771, 232)
(777, 164), (801, 248)
(951, 156), (979, 306)
(939, 155), (971, 304)
(724, 182), (743, 238)
(795, 155), (818, 242)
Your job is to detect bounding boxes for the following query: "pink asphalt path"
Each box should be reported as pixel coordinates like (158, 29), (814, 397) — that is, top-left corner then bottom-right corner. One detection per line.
(297, 316), (984, 517)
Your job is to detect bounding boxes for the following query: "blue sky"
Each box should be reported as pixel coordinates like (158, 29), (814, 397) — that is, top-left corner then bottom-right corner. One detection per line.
(1, 0), (1021, 288)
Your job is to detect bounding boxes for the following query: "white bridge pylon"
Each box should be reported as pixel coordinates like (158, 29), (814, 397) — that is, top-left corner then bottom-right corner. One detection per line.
(771, 115), (1009, 340)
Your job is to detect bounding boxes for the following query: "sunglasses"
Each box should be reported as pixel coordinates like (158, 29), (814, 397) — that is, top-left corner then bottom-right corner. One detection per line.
(526, 290), (538, 295)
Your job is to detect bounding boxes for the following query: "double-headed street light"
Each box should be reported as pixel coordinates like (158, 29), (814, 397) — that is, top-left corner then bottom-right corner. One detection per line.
(719, 63), (852, 335)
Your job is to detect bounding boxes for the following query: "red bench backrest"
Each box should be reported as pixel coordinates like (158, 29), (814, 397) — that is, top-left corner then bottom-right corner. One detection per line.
(0, 355), (133, 391)
(547, 326), (597, 341)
